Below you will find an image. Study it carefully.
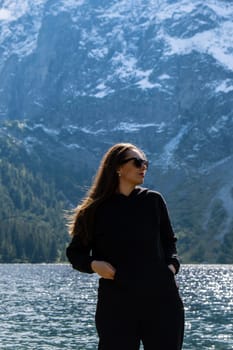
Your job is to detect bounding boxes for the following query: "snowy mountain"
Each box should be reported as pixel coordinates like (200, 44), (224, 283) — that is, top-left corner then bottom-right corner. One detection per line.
(0, 0), (233, 262)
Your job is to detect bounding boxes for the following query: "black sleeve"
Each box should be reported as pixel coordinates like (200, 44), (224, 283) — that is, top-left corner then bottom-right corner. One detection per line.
(159, 194), (180, 274)
(66, 227), (94, 274)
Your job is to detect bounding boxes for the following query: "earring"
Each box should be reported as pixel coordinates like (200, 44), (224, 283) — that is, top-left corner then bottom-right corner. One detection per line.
(117, 171), (121, 177)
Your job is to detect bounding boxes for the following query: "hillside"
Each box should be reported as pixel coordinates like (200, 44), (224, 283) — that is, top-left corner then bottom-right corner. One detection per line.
(0, 131), (68, 262)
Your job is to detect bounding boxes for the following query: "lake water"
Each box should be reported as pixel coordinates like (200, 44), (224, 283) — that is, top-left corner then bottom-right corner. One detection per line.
(0, 264), (232, 349)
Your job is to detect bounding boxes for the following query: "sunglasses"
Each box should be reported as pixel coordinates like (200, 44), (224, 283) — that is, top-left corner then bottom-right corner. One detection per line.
(121, 157), (149, 168)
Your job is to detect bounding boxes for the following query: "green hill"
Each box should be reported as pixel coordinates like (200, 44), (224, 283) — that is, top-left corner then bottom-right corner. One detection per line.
(0, 133), (68, 263)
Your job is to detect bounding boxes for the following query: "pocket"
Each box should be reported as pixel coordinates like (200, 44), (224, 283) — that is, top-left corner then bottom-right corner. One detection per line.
(167, 265), (175, 277)
(113, 267), (127, 288)
(113, 269), (119, 281)
(166, 265), (179, 289)
(113, 268), (123, 284)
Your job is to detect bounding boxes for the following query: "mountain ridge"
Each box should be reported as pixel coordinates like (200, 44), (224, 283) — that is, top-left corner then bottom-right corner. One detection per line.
(0, 0), (233, 263)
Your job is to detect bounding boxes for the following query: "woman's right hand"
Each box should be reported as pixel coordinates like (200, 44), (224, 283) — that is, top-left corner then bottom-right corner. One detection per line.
(91, 260), (116, 280)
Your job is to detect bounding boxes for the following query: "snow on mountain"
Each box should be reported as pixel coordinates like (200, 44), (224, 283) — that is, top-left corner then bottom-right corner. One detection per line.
(215, 80), (233, 94)
(0, 0), (233, 90)
(159, 125), (190, 169)
(0, 0), (45, 66)
(113, 121), (165, 133)
(163, 21), (233, 71)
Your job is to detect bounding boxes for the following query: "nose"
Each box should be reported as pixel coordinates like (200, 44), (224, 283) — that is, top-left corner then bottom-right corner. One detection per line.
(142, 162), (148, 170)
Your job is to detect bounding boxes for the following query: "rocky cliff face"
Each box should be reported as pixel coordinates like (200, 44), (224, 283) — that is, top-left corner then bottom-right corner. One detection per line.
(0, 0), (233, 262)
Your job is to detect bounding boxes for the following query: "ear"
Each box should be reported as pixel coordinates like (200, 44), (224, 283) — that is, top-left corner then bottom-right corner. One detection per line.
(116, 166), (122, 177)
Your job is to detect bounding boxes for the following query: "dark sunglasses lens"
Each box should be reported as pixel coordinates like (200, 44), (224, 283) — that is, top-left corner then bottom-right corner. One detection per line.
(134, 158), (148, 168)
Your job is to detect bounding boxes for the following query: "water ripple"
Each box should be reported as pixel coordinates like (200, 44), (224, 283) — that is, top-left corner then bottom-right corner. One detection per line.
(0, 264), (232, 349)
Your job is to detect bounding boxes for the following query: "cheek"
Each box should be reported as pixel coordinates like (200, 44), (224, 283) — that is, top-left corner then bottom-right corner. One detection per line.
(122, 168), (134, 178)
(123, 170), (139, 184)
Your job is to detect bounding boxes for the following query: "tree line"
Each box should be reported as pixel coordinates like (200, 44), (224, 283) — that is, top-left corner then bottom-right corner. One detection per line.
(0, 156), (69, 263)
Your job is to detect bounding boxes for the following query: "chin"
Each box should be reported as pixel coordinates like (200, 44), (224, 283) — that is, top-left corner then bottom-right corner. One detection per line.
(137, 179), (144, 185)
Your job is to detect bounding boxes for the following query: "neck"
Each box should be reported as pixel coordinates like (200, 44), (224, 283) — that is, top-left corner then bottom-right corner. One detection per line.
(118, 183), (136, 196)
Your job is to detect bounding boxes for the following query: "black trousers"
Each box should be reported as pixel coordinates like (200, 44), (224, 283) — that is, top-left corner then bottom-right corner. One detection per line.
(95, 275), (184, 350)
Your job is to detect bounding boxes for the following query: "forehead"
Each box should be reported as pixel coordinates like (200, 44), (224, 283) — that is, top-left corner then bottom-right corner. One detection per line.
(126, 148), (144, 158)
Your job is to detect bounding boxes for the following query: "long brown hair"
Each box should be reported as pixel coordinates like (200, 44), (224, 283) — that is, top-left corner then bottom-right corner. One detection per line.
(68, 143), (140, 243)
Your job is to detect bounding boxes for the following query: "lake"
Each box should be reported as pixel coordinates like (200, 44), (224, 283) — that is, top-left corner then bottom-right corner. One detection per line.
(0, 264), (232, 349)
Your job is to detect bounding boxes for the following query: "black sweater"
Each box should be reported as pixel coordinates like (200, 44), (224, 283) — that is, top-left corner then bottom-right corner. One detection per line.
(66, 187), (180, 289)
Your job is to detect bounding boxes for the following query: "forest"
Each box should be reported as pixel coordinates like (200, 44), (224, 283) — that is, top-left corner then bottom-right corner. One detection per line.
(0, 134), (68, 263)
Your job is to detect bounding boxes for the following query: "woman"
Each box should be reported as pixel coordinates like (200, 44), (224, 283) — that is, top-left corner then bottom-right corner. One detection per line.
(66, 142), (184, 350)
